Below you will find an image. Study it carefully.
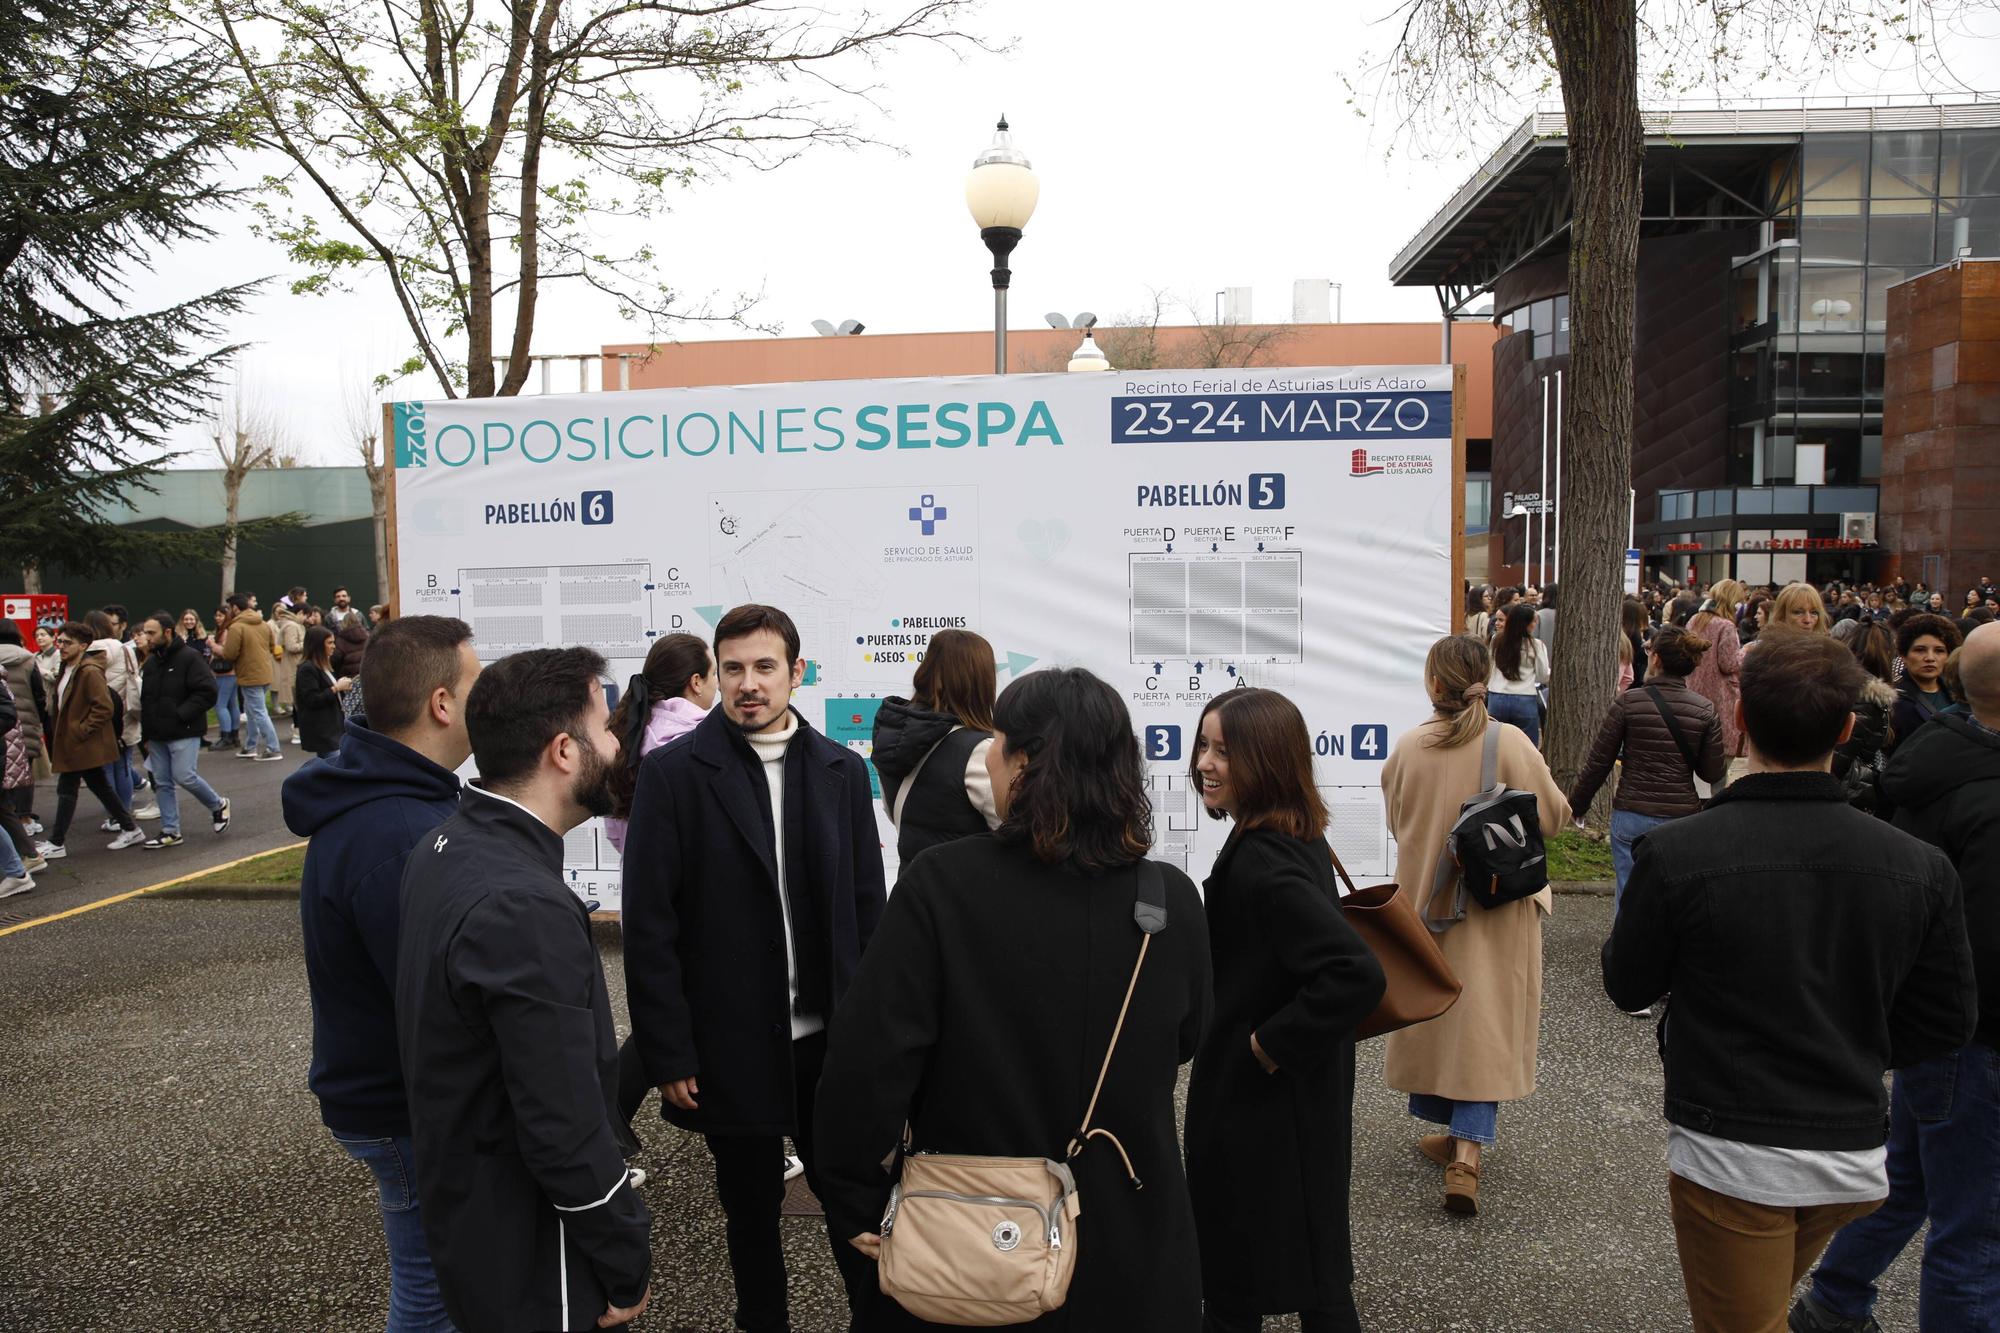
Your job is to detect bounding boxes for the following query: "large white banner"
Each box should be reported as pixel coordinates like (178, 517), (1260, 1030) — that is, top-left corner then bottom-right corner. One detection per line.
(391, 365), (1456, 911)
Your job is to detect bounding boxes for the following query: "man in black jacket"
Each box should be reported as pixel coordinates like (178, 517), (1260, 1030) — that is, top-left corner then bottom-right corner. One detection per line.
(1794, 622), (2000, 1333)
(622, 603), (887, 1333)
(397, 646), (650, 1333)
(132, 612), (227, 849)
(1603, 627), (1976, 1333)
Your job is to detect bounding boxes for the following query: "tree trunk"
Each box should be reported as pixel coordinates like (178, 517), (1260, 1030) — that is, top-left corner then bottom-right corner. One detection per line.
(20, 564), (40, 593)
(221, 469), (242, 600)
(1539, 0), (1642, 795)
(370, 466), (390, 602)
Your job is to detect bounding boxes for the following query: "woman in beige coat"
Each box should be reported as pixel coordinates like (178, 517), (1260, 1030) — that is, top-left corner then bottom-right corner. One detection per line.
(1380, 634), (1570, 1216)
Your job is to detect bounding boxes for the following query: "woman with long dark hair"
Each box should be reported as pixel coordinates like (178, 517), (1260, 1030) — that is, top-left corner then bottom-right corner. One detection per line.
(1888, 613), (1962, 755)
(1833, 620), (1900, 814)
(870, 627), (1001, 866)
(293, 626), (348, 759)
(1185, 688), (1384, 1332)
(815, 668), (1214, 1331)
(604, 632), (715, 854)
(1487, 602), (1550, 746)
(1382, 636), (1570, 1216)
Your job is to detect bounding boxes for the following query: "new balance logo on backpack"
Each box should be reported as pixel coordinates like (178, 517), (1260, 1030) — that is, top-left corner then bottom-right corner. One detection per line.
(1424, 725), (1550, 933)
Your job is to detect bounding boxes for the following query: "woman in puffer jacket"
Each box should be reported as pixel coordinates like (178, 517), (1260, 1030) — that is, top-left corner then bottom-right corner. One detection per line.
(1567, 625), (1729, 922)
(868, 628), (1003, 867)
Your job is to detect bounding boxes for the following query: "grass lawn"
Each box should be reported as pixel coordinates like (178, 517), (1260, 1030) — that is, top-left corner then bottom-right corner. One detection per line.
(176, 843), (308, 889)
(1548, 829), (1614, 882)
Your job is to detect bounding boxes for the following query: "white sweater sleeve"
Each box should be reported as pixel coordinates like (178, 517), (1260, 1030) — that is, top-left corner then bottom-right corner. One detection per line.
(1534, 640), (1551, 686)
(964, 736), (1002, 830)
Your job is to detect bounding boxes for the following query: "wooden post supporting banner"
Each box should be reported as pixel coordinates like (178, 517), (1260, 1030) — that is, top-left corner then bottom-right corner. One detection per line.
(382, 402), (401, 617)
(1451, 362), (1467, 630)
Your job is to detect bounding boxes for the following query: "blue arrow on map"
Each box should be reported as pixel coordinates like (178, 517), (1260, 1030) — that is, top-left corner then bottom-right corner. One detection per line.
(1210, 542), (1218, 552)
(1257, 542), (1265, 552)
(1194, 661), (1205, 674)
(694, 605), (725, 628)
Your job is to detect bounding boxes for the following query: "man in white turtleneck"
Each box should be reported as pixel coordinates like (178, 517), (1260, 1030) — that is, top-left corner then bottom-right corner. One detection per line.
(620, 603), (888, 1332)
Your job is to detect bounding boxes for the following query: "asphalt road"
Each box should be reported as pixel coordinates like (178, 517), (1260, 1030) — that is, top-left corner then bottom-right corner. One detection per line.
(3, 738), (308, 930)
(0, 879), (1926, 1332)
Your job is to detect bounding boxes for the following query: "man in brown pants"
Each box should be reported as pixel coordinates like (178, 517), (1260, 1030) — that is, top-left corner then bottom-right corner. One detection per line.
(1602, 627), (1977, 1333)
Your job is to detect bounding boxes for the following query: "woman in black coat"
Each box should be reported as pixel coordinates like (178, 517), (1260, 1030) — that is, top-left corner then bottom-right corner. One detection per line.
(293, 626), (348, 757)
(870, 628), (1001, 865)
(816, 668), (1214, 1331)
(1185, 688), (1386, 1333)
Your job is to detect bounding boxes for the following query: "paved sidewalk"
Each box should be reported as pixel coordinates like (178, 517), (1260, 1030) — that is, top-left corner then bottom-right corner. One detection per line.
(0, 892), (1923, 1331)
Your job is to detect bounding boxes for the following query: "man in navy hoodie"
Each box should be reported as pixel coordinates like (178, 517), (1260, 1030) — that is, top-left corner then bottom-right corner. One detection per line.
(283, 615), (480, 1333)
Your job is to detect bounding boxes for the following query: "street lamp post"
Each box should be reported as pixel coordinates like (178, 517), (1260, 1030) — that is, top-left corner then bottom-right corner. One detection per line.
(965, 117), (1039, 375)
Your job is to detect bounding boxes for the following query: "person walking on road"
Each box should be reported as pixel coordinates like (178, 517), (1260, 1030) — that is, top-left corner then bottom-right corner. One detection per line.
(1793, 621), (2000, 1333)
(1487, 603), (1551, 747)
(621, 603), (888, 1333)
(1186, 687), (1385, 1332)
(133, 613), (230, 849)
(1603, 628), (1976, 1333)
(396, 646), (652, 1333)
(35, 623), (142, 859)
(0, 619), (50, 837)
(0, 674), (38, 896)
(212, 594), (283, 761)
(1567, 625), (1727, 919)
(1381, 634), (1571, 1216)
(283, 615), (481, 1333)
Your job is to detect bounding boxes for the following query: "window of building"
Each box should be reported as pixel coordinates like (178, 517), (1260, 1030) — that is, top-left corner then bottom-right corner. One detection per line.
(1862, 433), (1882, 480)
(1940, 128), (2000, 198)
(1553, 294), (1570, 357)
(1801, 212), (1867, 263)
(1739, 490), (1774, 516)
(1465, 476), (1492, 535)
(1799, 266), (1864, 330)
(1769, 487), (1810, 514)
(1795, 442), (1827, 486)
(1804, 133), (1870, 200)
(1798, 351), (1866, 406)
(1938, 196), (2000, 259)
(1871, 129), (1939, 198)
(1868, 203), (1937, 266)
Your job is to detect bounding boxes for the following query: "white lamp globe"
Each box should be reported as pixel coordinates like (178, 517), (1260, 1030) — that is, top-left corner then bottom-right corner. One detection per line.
(966, 118), (1039, 230)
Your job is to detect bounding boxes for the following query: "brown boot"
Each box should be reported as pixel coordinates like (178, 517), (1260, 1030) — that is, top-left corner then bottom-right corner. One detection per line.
(1418, 1134), (1453, 1167)
(1443, 1158), (1481, 1215)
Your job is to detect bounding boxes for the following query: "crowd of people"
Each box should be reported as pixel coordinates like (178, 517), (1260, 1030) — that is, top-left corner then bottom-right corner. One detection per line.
(0, 585), (392, 898)
(255, 581), (1992, 1333)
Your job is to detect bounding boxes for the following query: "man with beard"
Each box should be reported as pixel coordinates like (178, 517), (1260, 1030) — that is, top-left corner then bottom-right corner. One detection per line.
(622, 603), (888, 1332)
(395, 646), (651, 1333)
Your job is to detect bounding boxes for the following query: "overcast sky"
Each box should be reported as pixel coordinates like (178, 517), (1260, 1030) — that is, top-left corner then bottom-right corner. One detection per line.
(120, 0), (2000, 463)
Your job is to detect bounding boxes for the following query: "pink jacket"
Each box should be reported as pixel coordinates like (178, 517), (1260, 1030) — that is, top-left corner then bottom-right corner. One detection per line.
(606, 695), (709, 854)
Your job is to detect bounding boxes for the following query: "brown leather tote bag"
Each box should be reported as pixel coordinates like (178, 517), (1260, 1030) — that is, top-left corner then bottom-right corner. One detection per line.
(1328, 843), (1462, 1039)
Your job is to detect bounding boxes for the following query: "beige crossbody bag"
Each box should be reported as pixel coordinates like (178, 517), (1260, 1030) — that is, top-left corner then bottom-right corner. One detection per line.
(875, 861), (1168, 1326)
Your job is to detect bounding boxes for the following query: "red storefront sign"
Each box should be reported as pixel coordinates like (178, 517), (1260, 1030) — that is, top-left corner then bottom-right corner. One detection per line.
(3, 594), (69, 643)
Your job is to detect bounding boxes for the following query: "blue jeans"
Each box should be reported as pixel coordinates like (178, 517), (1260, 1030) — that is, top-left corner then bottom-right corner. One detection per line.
(214, 674), (241, 736)
(1488, 691), (1541, 747)
(104, 744), (134, 813)
(1610, 809), (1670, 915)
(330, 1132), (459, 1333)
(147, 738), (223, 836)
(1409, 1093), (1499, 1146)
(240, 683), (281, 753)
(0, 820), (23, 878)
(1808, 1044), (2000, 1330)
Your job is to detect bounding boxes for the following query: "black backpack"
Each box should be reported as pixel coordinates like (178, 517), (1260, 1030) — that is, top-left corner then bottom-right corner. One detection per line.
(1423, 724), (1550, 932)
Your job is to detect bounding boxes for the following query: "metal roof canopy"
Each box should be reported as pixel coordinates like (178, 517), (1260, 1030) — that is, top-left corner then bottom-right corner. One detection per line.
(1392, 100), (2000, 316)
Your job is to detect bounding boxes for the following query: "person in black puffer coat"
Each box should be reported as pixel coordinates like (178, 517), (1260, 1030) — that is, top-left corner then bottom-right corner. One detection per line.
(1833, 621), (1899, 817)
(868, 628), (1001, 867)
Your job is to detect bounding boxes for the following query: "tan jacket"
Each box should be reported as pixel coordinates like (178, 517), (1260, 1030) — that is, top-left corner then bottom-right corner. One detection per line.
(215, 609), (275, 687)
(1380, 718), (1572, 1103)
(50, 653), (120, 773)
(274, 605), (307, 659)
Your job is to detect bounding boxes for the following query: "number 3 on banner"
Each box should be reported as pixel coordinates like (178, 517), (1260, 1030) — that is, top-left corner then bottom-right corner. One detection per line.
(1144, 725), (1182, 761)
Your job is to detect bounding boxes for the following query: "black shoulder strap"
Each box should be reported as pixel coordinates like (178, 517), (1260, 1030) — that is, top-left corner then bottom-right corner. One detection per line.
(1645, 685), (1700, 773)
(1134, 858), (1167, 935)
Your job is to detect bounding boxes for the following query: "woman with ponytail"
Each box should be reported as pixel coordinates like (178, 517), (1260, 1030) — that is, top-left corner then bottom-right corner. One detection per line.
(1379, 635), (1570, 1217)
(604, 632), (715, 854)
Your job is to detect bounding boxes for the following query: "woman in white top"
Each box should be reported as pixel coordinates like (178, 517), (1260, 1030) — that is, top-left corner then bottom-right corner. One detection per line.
(1486, 603), (1550, 747)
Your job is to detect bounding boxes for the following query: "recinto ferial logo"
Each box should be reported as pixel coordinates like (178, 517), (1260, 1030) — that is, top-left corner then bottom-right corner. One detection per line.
(394, 401), (428, 469)
(1350, 448), (1385, 477)
(907, 493), (947, 535)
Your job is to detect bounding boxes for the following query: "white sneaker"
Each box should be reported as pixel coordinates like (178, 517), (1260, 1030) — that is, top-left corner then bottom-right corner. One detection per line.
(1625, 1005), (1654, 1019)
(626, 1166), (648, 1189)
(782, 1154), (805, 1183)
(107, 829), (146, 850)
(133, 803), (162, 820)
(22, 818), (42, 836)
(0, 874), (33, 898)
(99, 818), (120, 833)
(34, 841), (65, 861)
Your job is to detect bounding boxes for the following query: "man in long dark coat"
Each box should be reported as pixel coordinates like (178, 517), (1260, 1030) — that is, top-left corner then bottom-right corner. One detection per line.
(621, 603), (887, 1332)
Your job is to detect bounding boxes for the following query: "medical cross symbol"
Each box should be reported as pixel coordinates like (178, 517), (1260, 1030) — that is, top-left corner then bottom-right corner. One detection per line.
(907, 494), (947, 535)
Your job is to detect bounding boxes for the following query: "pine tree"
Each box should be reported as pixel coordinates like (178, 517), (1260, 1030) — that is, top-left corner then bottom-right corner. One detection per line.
(0, 2), (276, 582)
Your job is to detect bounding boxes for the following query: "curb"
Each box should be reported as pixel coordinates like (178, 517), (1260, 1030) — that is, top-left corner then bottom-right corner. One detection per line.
(1552, 880), (1613, 896)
